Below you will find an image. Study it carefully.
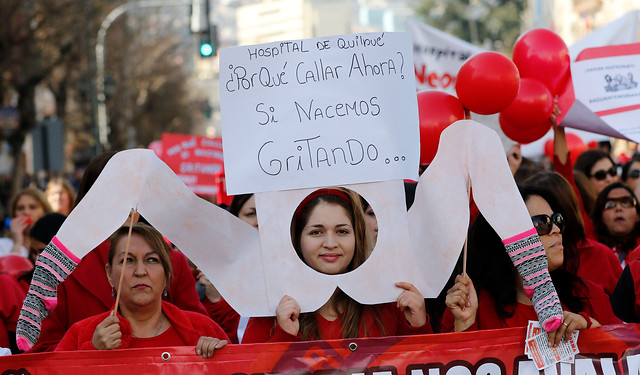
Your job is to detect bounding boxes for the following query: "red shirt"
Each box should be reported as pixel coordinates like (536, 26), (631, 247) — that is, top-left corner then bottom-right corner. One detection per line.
(0, 274), (26, 350)
(441, 279), (621, 332)
(56, 301), (228, 351)
(576, 238), (623, 295)
(242, 302), (432, 343)
(128, 326), (186, 348)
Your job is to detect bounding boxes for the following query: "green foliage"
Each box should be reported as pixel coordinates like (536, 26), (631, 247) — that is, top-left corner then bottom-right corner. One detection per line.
(415, 0), (526, 54)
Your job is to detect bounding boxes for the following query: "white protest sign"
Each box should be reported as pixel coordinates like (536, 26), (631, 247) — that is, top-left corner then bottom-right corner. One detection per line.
(571, 44), (640, 142)
(406, 19), (483, 95)
(220, 32), (419, 195)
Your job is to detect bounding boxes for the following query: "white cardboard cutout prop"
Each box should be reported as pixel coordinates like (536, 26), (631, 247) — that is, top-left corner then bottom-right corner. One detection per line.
(219, 32), (419, 195)
(53, 119), (533, 317)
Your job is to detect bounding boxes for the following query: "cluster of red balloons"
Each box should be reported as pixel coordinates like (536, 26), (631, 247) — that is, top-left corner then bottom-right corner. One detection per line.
(499, 29), (572, 144)
(418, 51), (519, 164)
(417, 28), (575, 163)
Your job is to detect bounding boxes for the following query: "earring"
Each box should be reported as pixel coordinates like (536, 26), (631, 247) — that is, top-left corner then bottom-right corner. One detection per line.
(163, 290), (167, 297)
(111, 288), (115, 297)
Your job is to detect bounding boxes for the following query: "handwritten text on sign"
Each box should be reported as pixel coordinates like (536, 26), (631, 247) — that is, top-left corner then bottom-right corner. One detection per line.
(220, 32), (420, 195)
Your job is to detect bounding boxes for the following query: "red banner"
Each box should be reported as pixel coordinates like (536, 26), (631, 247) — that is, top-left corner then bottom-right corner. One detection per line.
(161, 133), (224, 196)
(3, 324), (640, 375)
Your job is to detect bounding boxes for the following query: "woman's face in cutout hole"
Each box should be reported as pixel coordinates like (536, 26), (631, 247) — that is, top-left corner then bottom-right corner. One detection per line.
(291, 188), (373, 275)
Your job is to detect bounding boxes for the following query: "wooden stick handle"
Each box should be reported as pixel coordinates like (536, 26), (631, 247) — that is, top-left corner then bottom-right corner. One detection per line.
(111, 209), (137, 317)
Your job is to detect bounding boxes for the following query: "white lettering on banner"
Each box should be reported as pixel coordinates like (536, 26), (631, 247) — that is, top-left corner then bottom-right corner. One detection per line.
(628, 353), (640, 375)
(447, 365), (472, 375)
(193, 149), (223, 159)
(600, 357), (617, 375)
(575, 358), (598, 375)
(405, 359), (507, 375)
(179, 163), (222, 175)
(178, 175), (197, 184)
(514, 355), (621, 375)
(220, 32), (419, 194)
(200, 138), (222, 148)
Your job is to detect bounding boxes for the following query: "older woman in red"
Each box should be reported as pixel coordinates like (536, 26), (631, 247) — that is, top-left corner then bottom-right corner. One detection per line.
(56, 224), (228, 359)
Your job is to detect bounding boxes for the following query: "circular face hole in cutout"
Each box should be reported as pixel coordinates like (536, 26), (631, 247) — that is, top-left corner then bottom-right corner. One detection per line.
(290, 187), (377, 275)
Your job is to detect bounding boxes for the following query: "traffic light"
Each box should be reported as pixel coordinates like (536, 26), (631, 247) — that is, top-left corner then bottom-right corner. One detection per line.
(199, 32), (214, 57)
(199, 25), (218, 58)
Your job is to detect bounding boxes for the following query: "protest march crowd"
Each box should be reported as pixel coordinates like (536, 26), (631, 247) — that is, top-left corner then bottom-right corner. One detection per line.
(0, 25), (638, 369)
(0, 117), (639, 359)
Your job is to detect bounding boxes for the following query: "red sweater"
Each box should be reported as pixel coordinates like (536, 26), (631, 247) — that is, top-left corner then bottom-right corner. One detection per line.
(56, 301), (229, 351)
(576, 238), (623, 295)
(0, 274), (26, 351)
(242, 302), (432, 343)
(441, 279), (621, 332)
(30, 240), (234, 352)
(553, 153), (596, 239)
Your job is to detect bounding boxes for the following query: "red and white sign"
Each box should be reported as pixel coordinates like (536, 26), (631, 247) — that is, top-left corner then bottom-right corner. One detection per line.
(570, 43), (640, 142)
(161, 133), (224, 196)
(2, 324), (640, 374)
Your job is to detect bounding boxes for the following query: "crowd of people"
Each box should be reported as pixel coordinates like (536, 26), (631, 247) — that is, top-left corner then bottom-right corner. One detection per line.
(2, 121), (640, 360)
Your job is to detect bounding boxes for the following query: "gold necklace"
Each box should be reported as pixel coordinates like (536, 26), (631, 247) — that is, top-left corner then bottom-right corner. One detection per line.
(132, 313), (165, 338)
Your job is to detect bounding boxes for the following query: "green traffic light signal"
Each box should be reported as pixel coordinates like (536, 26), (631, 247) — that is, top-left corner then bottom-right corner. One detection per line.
(200, 42), (214, 57)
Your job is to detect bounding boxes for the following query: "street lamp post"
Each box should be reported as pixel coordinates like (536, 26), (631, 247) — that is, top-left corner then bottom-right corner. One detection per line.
(95, 0), (191, 152)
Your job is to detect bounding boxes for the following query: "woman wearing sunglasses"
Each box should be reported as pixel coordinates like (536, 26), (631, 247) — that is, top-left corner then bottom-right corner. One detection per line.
(621, 155), (640, 194)
(526, 172), (622, 296)
(591, 183), (640, 267)
(443, 185), (619, 346)
(574, 149), (618, 195)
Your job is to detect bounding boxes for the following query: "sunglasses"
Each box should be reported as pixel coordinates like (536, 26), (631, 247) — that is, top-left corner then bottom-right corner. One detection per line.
(531, 213), (564, 236)
(604, 196), (637, 210)
(591, 166), (617, 181)
(629, 169), (640, 179)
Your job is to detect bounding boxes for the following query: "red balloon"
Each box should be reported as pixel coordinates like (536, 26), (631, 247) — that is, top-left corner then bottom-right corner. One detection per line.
(501, 78), (553, 129)
(417, 90), (466, 164)
(544, 133), (586, 164)
(566, 133), (587, 164)
(455, 51), (520, 115)
(544, 138), (553, 159)
(500, 114), (550, 144)
(513, 28), (570, 95)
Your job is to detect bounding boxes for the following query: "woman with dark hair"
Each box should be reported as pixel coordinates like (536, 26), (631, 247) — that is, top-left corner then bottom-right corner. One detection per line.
(574, 149), (618, 195)
(591, 182), (640, 267)
(444, 185), (619, 346)
(621, 155), (640, 193)
(526, 172), (621, 295)
(242, 188), (431, 342)
(56, 224), (228, 358)
(228, 194), (257, 229)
